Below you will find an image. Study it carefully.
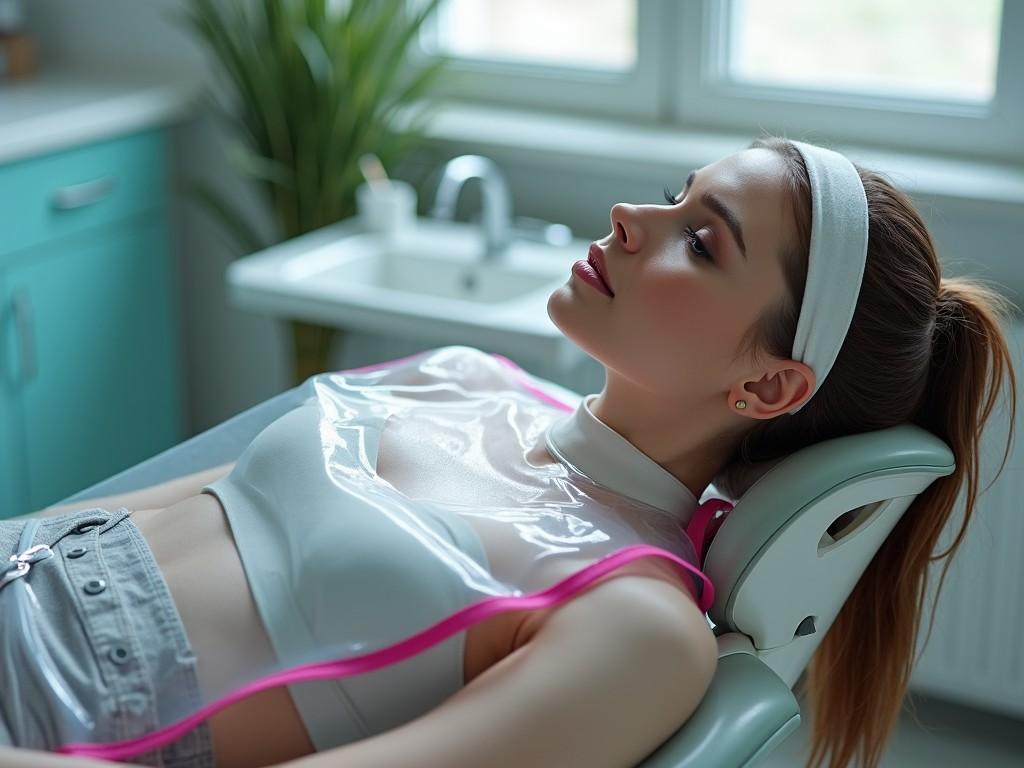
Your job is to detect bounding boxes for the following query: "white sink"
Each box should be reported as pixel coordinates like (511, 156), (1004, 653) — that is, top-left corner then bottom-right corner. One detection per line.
(298, 229), (562, 303)
(226, 217), (592, 370)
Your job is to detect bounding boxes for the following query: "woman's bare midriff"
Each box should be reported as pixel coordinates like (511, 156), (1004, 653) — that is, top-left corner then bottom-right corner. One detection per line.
(131, 491), (518, 768)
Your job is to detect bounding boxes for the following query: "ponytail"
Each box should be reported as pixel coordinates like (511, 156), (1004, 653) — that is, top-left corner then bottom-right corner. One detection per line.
(801, 278), (1018, 768)
(714, 137), (1020, 768)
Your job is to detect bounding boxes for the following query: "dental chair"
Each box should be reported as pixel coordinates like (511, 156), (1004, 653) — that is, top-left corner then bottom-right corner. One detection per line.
(58, 355), (956, 768)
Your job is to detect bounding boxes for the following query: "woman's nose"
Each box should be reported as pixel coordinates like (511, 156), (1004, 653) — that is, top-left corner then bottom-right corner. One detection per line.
(610, 203), (644, 253)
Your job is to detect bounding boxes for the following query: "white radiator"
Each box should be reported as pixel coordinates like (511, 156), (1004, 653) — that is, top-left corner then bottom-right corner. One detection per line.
(910, 317), (1024, 718)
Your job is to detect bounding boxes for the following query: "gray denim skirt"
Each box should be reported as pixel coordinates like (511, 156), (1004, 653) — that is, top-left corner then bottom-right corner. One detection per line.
(0, 507), (215, 767)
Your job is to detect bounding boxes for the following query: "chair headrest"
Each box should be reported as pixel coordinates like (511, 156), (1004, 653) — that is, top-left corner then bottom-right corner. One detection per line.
(702, 423), (954, 655)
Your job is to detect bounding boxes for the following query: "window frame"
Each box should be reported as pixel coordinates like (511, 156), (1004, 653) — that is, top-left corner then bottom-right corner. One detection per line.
(408, 0), (664, 120)
(409, 0), (1024, 162)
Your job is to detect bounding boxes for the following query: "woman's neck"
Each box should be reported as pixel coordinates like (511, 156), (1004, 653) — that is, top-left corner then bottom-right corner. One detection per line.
(586, 387), (736, 501)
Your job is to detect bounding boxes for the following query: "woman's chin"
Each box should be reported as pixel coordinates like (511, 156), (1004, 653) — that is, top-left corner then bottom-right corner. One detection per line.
(546, 284), (566, 320)
(547, 287), (607, 360)
(546, 284), (578, 334)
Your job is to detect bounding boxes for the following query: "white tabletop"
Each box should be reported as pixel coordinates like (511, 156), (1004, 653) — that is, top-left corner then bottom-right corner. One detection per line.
(0, 64), (203, 164)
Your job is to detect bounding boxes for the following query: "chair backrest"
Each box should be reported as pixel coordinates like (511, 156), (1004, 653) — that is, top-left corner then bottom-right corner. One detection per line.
(703, 423), (955, 686)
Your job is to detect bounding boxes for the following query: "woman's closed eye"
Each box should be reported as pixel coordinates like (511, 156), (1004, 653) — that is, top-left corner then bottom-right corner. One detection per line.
(684, 226), (713, 262)
(662, 185), (714, 263)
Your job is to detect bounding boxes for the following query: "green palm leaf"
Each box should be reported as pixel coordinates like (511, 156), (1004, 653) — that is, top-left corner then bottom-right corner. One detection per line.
(181, 0), (447, 249)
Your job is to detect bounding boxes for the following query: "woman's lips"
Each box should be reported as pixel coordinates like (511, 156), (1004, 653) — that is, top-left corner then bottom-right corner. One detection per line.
(572, 260), (613, 297)
(587, 243), (614, 296)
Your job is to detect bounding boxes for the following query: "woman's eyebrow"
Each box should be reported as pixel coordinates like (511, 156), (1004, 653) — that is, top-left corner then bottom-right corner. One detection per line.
(681, 170), (748, 262)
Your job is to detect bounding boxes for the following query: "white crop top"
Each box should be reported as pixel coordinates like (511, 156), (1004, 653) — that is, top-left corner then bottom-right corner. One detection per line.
(202, 398), (491, 750)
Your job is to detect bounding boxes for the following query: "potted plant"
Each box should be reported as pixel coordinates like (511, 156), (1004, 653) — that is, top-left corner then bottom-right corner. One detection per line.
(174, 0), (449, 384)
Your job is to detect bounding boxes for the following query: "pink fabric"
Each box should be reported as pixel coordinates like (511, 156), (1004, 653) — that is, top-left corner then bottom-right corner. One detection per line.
(55, 352), (718, 762)
(686, 499), (734, 566)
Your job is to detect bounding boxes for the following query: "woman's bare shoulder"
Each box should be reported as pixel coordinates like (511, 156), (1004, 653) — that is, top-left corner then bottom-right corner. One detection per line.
(303, 553), (717, 768)
(513, 556), (712, 655)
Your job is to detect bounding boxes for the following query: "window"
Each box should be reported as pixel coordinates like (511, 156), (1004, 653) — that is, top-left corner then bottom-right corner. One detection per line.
(676, 0), (1022, 159)
(433, 0), (636, 71)
(410, 0), (1024, 160)
(727, 0), (1002, 103)
(413, 0), (662, 119)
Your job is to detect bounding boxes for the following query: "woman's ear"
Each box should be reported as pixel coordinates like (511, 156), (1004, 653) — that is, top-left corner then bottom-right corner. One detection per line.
(734, 360), (816, 418)
(779, 359), (816, 413)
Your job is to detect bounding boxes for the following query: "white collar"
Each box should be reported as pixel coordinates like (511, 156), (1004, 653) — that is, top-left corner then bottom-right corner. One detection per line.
(544, 393), (697, 526)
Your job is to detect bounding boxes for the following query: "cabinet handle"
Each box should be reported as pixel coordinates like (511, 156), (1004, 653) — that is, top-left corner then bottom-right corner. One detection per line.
(50, 175), (116, 211)
(12, 290), (36, 385)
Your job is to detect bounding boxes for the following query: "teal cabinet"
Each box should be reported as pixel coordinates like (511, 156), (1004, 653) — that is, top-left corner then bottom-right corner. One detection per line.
(0, 128), (183, 518)
(0, 269), (17, 519)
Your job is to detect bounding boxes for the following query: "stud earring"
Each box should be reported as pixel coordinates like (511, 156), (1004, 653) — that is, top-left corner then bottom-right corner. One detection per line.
(735, 399), (747, 410)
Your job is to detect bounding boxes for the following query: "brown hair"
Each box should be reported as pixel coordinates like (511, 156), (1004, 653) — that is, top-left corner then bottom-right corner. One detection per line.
(712, 136), (1020, 768)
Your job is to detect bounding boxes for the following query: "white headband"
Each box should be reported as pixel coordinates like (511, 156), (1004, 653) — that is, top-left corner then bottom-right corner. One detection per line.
(786, 141), (870, 415)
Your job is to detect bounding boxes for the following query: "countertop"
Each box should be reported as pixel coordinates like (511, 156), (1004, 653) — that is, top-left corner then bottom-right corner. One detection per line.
(0, 65), (204, 165)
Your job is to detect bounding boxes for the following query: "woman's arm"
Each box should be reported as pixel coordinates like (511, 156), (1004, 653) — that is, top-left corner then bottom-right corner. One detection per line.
(281, 575), (718, 768)
(22, 461), (236, 520)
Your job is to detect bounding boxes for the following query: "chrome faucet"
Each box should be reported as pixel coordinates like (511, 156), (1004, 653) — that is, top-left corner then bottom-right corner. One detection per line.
(429, 155), (512, 262)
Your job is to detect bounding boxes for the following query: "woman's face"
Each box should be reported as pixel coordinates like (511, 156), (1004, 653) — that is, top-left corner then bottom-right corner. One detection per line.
(548, 147), (798, 401)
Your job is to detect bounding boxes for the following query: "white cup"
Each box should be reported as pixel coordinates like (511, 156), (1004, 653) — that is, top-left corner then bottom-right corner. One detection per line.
(356, 180), (417, 236)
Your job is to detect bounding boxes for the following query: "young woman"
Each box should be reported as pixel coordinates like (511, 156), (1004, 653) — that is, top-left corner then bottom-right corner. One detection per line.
(1, 137), (1017, 768)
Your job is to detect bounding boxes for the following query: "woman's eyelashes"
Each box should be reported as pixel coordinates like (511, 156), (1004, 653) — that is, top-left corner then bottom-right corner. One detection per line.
(661, 187), (713, 263)
(684, 226), (713, 262)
